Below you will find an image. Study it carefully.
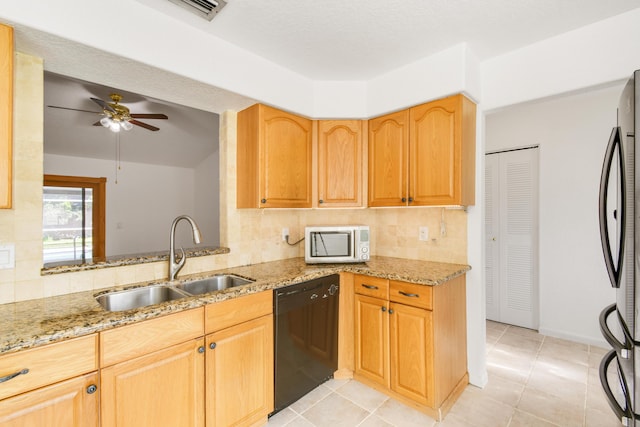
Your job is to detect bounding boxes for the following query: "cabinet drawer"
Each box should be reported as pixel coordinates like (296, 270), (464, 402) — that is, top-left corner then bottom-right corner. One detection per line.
(100, 308), (204, 367)
(389, 281), (433, 310)
(0, 334), (97, 400)
(205, 290), (272, 334)
(354, 274), (389, 299)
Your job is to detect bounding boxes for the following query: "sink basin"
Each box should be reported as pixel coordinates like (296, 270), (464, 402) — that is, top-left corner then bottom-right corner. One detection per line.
(175, 274), (254, 295)
(95, 285), (190, 312)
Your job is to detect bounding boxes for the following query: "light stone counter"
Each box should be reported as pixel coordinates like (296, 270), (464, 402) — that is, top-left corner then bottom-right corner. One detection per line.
(0, 256), (470, 355)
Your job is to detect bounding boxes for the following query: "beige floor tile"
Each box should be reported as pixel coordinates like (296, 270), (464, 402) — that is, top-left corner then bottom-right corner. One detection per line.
(525, 374), (586, 408)
(289, 384), (333, 414)
(373, 398), (438, 427)
(508, 410), (561, 427)
(503, 325), (545, 342)
(517, 387), (584, 427)
(584, 407), (624, 427)
(335, 380), (389, 412)
(357, 414), (394, 427)
(538, 340), (589, 366)
(301, 393), (370, 427)
(477, 375), (524, 407)
(530, 354), (589, 385)
(267, 408), (299, 427)
(323, 378), (350, 391)
(285, 416), (316, 427)
(435, 412), (477, 426)
(487, 346), (536, 384)
(487, 320), (509, 332)
(447, 387), (514, 427)
(497, 333), (544, 353)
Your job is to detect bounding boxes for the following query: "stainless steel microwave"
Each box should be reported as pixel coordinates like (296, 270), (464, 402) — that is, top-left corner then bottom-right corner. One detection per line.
(304, 225), (370, 264)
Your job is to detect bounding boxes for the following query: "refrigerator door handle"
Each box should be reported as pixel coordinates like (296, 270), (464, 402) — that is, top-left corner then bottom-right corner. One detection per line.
(599, 350), (635, 425)
(599, 303), (631, 358)
(599, 126), (625, 288)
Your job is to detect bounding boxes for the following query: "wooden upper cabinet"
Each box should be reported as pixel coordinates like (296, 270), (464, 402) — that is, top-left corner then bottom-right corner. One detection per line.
(368, 110), (409, 207)
(317, 120), (364, 207)
(237, 104), (312, 208)
(410, 94), (476, 206)
(0, 24), (13, 209)
(368, 94), (476, 207)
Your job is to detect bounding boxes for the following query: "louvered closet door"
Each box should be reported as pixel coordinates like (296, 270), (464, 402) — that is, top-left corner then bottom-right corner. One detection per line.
(485, 148), (539, 329)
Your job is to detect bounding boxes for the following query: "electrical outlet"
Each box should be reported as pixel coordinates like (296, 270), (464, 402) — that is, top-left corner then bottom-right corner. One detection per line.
(419, 226), (429, 241)
(282, 228), (289, 241)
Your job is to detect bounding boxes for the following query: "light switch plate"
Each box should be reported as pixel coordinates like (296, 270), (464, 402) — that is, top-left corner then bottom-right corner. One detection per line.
(0, 244), (15, 269)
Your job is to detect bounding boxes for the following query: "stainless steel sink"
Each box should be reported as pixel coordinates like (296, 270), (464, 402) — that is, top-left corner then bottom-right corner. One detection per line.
(175, 274), (254, 295)
(95, 285), (190, 312)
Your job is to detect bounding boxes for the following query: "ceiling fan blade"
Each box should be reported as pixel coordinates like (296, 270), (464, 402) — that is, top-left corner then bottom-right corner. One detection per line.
(90, 97), (116, 113)
(130, 113), (168, 119)
(130, 119), (159, 131)
(48, 105), (102, 114)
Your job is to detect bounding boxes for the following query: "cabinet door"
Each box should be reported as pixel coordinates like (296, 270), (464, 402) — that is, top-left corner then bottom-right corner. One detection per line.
(354, 294), (389, 386)
(317, 120), (364, 207)
(101, 339), (205, 427)
(0, 24), (12, 209)
(0, 372), (99, 427)
(389, 302), (433, 406)
(368, 110), (409, 207)
(206, 314), (273, 427)
(261, 106), (312, 208)
(409, 94), (476, 206)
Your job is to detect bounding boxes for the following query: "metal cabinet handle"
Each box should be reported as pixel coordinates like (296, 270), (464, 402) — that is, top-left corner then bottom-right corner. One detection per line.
(319, 199), (324, 204)
(381, 306), (387, 312)
(408, 197), (414, 203)
(401, 197), (407, 203)
(210, 342), (217, 350)
(361, 284), (378, 290)
(86, 384), (97, 394)
(399, 291), (420, 298)
(388, 309), (394, 314)
(0, 368), (29, 383)
(261, 198), (267, 204)
(198, 346), (205, 354)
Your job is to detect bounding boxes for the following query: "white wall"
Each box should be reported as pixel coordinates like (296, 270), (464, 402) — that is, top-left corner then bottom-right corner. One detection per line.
(485, 83), (624, 346)
(44, 154), (220, 255)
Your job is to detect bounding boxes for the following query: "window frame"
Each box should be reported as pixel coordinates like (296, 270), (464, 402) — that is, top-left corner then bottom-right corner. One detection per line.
(43, 174), (107, 261)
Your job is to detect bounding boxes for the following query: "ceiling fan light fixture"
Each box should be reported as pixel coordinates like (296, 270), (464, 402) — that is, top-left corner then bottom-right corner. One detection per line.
(109, 121), (121, 133)
(121, 120), (133, 131)
(100, 116), (112, 128)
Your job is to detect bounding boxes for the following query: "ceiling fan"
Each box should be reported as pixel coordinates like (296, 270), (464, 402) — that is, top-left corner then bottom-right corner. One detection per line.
(48, 93), (168, 132)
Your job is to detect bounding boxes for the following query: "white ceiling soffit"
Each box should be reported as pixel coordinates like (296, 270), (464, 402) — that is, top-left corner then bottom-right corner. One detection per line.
(137, 0), (640, 81)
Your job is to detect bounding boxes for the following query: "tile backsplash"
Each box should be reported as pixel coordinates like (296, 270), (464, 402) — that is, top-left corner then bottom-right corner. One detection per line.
(0, 52), (468, 304)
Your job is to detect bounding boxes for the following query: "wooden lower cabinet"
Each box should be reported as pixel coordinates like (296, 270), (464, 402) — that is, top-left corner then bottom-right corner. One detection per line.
(354, 294), (388, 386)
(100, 338), (205, 427)
(389, 302), (433, 405)
(205, 314), (274, 427)
(0, 372), (99, 427)
(353, 274), (467, 420)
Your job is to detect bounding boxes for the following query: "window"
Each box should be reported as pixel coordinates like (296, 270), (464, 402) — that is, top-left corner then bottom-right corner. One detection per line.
(43, 175), (106, 264)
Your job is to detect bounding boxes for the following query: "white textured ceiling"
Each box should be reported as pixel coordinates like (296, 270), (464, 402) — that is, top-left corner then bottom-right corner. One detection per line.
(138, 0), (640, 80)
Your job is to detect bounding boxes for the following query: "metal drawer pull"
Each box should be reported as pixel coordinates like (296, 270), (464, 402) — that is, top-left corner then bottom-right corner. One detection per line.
(0, 368), (29, 383)
(361, 284), (378, 290)
(399, 291), (420, 298)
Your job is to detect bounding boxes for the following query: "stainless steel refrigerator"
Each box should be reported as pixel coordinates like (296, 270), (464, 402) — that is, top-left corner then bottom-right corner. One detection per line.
(599, 69), (640, 426)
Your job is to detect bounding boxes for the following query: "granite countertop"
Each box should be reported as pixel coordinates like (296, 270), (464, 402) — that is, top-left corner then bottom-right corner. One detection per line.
(0, 256), (470, 355)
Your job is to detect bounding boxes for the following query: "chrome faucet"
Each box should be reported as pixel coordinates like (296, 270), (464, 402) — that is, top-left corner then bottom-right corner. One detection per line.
(169, 215), (202, 281)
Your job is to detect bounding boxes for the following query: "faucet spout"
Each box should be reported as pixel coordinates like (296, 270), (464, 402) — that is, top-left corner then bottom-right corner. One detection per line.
(169, 215), (202, 281)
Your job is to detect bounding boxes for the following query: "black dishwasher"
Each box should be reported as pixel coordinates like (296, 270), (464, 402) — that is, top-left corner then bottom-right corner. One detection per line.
(272, 274), (340, 415)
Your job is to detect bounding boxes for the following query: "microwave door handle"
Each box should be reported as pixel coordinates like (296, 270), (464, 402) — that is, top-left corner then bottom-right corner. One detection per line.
(599, 127), (624, 288)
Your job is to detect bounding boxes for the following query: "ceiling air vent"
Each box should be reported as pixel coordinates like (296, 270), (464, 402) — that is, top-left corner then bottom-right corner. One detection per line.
(167, 0), (227, 21)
